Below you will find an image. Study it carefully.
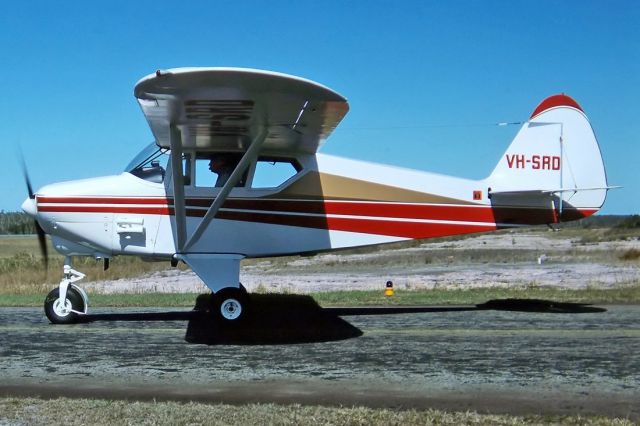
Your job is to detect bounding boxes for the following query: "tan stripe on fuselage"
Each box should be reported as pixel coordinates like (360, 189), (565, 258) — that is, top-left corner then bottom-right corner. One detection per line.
(273, 171), (473, 204)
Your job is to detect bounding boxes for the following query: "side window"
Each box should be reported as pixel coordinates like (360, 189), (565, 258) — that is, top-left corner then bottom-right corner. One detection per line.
(194, 158), (215, 187)
(251, 158), (301, 189)
(191, 153), (246, 188)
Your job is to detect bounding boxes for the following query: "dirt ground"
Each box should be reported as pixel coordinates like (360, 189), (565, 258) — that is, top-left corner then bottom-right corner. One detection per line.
(84, 231), (640, 294)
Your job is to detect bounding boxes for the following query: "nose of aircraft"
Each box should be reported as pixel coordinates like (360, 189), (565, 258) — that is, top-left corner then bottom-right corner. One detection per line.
(21, 197), (37, 218)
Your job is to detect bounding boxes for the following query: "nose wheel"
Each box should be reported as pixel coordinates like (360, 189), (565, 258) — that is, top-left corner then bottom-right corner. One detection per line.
(44, 256), (89, 324)
(44, 286), (86, 324)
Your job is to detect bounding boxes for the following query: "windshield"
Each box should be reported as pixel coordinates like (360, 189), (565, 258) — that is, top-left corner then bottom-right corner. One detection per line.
(124, 142), (169, 172)
(125, 142), (170, 183)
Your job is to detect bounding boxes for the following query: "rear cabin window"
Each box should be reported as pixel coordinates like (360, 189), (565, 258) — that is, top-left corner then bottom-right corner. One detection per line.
(251, 158), (301, 189)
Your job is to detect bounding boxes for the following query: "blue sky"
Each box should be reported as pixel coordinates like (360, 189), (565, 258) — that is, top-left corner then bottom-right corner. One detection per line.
(1, 1), (638, 214)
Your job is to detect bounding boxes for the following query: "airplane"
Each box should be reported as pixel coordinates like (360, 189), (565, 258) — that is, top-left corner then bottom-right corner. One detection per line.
(20, 67), (613, 324)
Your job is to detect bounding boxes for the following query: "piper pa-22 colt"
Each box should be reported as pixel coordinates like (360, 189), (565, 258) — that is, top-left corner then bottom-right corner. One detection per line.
(21, 68), (612, 324)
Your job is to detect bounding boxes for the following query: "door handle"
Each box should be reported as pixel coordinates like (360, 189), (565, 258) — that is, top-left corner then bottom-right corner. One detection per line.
(115, 216), (144, 234)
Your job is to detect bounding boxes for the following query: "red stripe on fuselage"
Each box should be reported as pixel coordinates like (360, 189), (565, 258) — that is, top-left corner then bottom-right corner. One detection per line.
(37, 205), (172, 215)
(215, 210), (497, 239)
(35, 196), (598, 237)
(37, 196), (171, 205)
(39, 196), (497, 220)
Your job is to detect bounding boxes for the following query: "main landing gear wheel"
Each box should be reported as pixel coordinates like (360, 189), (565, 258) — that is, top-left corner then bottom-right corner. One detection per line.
(211, 287), (249, 323)
(44, 287), (85, 324)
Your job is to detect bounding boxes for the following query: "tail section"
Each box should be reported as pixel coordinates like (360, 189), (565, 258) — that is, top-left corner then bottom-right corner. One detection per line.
(486, 94), (608, 222)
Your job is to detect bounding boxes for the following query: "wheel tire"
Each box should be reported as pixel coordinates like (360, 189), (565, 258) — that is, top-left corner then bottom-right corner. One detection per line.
(211, 287), (249, 323)
(44, 287), (85, 324)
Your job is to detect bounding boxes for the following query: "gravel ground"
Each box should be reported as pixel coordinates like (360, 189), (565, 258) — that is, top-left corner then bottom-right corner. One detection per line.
(1, 306), (638, 419)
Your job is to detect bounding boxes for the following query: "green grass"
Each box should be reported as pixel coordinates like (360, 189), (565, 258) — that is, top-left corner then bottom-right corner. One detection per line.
(0, 397), (634, 426)
(3, 286), (640, 308)
(0, 235), (177, 293)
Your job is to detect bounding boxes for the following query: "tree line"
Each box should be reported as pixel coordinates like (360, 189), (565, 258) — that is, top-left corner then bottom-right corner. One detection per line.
(0, 212), (36, 234)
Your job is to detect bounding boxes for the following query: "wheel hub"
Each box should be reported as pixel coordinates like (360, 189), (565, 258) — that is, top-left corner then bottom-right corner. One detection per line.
(220, 298), (242, 320)
(52, 298), (72, 317)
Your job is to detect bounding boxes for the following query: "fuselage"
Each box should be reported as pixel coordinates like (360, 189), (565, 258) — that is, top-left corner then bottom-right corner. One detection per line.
(23, 150), (596, 261)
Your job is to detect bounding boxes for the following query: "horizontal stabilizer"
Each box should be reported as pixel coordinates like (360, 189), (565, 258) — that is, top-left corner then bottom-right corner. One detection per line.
(490, 186), (620, 197)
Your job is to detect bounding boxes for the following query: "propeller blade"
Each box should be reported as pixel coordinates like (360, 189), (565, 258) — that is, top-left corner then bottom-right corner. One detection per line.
(19, 150), (35, 199)
(35, 221), (48, 271)
(19, 149), (47, 272)
(24, 170), (35, 199)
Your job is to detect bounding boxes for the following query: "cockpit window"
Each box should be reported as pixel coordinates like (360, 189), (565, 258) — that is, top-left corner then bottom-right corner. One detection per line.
(125, 142), (170, 183)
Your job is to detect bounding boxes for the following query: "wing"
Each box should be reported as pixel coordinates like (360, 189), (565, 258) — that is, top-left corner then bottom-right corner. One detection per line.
(134, 67), (349, 154)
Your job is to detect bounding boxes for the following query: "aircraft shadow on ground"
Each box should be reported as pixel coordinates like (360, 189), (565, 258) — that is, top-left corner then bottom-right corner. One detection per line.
(78, 295), (606, 345)
(185, 294), (364, 345)
(78, 294), (365, 345)
(79, 311), (197, 322)
(475, 298), (607, 314)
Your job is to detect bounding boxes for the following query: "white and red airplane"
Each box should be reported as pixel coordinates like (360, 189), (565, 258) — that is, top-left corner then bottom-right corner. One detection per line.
(21, 68), (612, 324)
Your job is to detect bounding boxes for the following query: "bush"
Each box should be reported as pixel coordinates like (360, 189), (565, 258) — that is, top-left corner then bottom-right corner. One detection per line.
(620, 249), (640, 261)
(615, 215), (640, 229)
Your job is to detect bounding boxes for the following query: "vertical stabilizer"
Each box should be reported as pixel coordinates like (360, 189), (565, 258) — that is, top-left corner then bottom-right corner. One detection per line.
(487, 94), (608, 211)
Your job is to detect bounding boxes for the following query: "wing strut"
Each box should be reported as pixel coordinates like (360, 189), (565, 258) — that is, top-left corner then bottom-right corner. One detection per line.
(169, 125), (187, 251)
(183, 127), (268, 252)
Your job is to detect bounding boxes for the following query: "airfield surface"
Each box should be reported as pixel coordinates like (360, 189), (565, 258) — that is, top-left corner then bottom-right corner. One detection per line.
(84, 231), (640, 294)
(0, 305), (638, 419)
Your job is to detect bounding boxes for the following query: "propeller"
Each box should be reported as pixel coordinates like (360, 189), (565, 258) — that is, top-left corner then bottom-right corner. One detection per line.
(20, 153), (49, 271)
